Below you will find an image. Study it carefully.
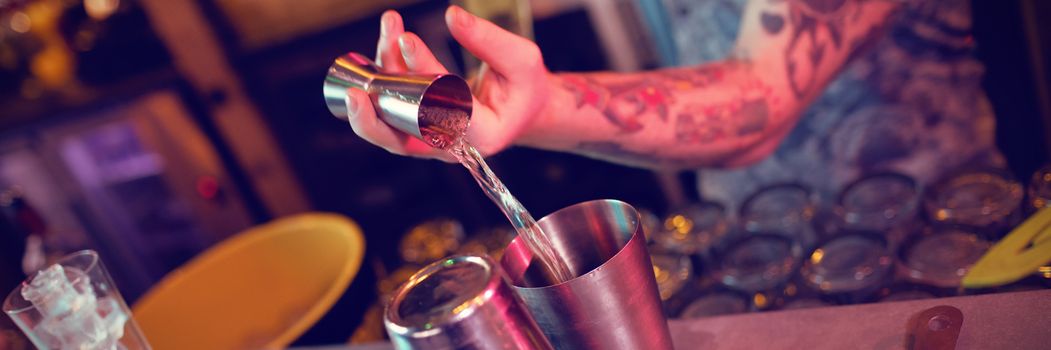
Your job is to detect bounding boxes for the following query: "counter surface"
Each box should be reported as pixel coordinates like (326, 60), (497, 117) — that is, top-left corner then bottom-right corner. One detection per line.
(318, 289), (1051, 349)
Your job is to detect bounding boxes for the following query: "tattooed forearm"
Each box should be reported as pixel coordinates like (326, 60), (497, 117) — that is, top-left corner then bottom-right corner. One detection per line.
(529, 0), (897, 170)
(551, 61), (779, 169)
(676, 78), (777, 144)
(561, 75), (675, 132)
(676, 97), (771, 143)
(561, 75), (606, 109)
(659, 64), (732, 88)
(560, 64), (734, 134)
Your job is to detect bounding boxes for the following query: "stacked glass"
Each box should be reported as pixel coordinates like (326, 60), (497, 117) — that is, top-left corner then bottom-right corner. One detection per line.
(652, 167), (1048, 318)
(648, 203), (729, 310)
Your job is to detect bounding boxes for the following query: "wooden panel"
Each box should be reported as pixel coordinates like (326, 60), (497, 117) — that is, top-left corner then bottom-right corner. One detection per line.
(131, 92), (254, 242)
(139, 0), (311, 217)
(211, 0), (422, 49)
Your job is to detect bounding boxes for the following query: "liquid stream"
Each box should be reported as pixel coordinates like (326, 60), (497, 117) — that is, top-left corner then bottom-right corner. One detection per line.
(449, 140), (575, 284)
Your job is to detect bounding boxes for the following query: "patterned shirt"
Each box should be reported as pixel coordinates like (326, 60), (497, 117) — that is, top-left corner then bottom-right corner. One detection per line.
(663, 0), (1004, 211)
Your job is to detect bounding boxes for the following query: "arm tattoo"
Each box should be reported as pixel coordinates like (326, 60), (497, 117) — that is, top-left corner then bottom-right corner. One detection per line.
(675, 80), (775, 144)
(562, 75), (607, 109)
(761, 12), (786, 34)
(605, 80), (675, 130)
(575, 78), (775, 167)
(562, 75), (674, 132)
(561, 65), (730, 133)
(676, 98), (771, 143)
(659, 65), (731, 88)
(776, 0), (885, 99)
(560, 0), (896, 167)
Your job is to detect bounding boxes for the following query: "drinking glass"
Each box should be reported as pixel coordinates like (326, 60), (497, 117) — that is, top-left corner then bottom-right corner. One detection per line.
(898, 226), (992, 289)
(676, 290), (750, 319)
(650, 252), (693, 301)
(712, 233), (801, 294)
(1023, 165), (1051, 288)
(4, 250), (150, 350)
(799, 232), (895, 304)
(837, 172), (922, 248)
(740, 184), (821, 248)
(652, 202), (730, 256)
(1027, 164), (1051, 213)
(762, 281), (831, 310)
(399, 218), (465, 265)
(925, 169), (1023, 236)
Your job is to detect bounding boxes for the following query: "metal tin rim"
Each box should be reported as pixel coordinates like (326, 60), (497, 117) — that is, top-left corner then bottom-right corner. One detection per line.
(509, 199), (640, 290)
(384, 255), (503, 336)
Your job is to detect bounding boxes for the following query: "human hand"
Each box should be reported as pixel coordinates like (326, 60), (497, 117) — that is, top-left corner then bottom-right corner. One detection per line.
(344, 6), (551, 161)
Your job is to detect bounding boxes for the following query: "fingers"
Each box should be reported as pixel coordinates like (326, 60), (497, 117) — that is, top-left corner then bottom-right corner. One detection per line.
(345, 88), (409, 154)
(359, 10), (468, 162)
(398, 32), (448, 74)
(445, 6), (542, 80)
(346, 88), (458, 161)
(464, 100), (512, 156)
(376, 10), (408, 72)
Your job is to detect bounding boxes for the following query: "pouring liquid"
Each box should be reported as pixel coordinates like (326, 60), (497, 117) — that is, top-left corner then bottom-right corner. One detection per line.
(449, 140), (576, 284)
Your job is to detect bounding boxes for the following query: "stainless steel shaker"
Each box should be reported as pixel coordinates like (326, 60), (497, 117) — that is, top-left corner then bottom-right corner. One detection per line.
(501, 199), (675, 350)
(384, 255), (552, 350)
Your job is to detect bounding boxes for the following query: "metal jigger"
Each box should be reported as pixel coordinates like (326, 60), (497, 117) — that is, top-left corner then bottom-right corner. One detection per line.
(323, 52), (473, 149)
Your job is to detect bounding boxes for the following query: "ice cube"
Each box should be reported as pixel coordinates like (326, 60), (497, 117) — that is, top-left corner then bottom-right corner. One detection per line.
(20, 264), (128, 350)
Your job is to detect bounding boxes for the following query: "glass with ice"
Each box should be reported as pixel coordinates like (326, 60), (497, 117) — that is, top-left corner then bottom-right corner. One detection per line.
(3, 250), (150, 350)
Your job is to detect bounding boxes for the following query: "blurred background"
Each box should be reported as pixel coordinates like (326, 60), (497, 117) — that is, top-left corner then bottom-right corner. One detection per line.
(0, 0), (1049, 347)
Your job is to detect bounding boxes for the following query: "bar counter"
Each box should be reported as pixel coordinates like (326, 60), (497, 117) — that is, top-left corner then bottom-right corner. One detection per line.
(321, 289), (1051, 350)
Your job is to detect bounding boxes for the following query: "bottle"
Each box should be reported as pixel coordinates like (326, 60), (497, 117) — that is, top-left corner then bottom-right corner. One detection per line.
(1, 189), (49, 275)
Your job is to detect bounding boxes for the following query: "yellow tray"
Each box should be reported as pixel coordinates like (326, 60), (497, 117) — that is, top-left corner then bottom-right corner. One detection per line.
(133, 213), (365, 350)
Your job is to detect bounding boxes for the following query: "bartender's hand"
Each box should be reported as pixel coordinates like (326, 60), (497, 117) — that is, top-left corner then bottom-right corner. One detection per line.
(345, 6), (551, 161)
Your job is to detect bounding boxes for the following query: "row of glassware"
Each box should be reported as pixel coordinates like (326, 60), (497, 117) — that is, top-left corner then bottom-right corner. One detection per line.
(647, 166), (1051, 319)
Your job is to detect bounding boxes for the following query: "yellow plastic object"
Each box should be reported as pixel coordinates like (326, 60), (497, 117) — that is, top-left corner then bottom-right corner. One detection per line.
(963, 208), (1051, 288)
(132, 213), (365, 350)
